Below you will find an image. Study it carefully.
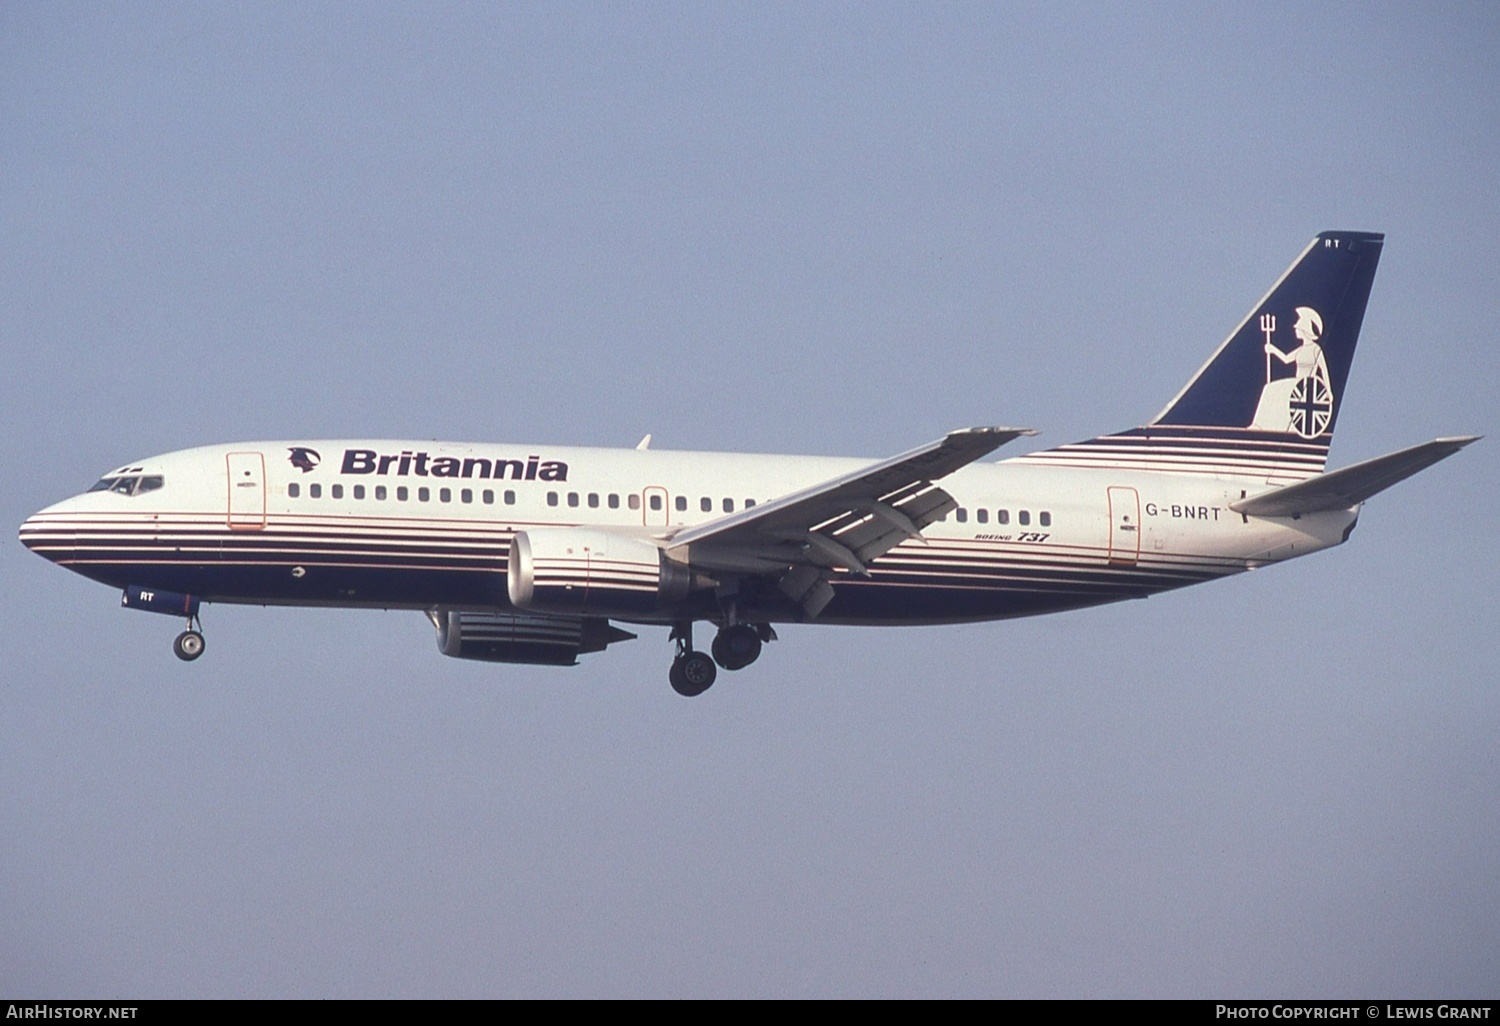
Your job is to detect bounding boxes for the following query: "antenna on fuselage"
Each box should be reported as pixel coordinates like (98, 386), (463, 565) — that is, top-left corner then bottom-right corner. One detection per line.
(636, 434), (652, 450)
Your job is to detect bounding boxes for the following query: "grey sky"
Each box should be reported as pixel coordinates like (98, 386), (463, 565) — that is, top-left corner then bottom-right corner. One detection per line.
(2, 2), (1496, 997)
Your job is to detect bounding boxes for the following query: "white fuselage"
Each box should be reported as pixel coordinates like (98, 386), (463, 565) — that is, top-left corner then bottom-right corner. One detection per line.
(19, 439), (1357, 627)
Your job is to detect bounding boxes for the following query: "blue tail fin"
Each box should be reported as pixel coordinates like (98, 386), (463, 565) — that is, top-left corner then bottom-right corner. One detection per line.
(1152, 230), (1384, 435)
(1018, 232), (1383, 482)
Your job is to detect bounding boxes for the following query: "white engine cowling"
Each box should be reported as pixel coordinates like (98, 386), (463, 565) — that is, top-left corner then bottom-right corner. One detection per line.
(507, 528), (692, 616)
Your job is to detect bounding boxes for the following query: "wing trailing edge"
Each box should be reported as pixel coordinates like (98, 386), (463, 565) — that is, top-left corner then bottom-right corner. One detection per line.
(665, 426), (1036, 618)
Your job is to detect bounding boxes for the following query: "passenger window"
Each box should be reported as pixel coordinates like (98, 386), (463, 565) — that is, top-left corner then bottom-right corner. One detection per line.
(648, 495), (662, 511)
(1040, 511), (1051, 527)
(353, 485), (365, 500)
(288, 483), (300, 498)
(331, 484), (343, 499)
(547, 492), (558, 506)
(310, 484), (322, 499)
(608, 494), (620, 509)
(439, 488), (451, 503)
(397, 487), (408, 501)
(588, 493), (599, 508)
(723, 498), (734, 512)
(629, 494), (641, 511)
(1019, 510), (1030, 526)
(955, 508), (967, 523)
(418, 487), (430, 502)
(504, 490), (516, 505)
(976, 509), (988, 524)
(697, 497), (709, 512)
(376, 486), (388, 501)
(461, 489), (472, 503)
(745, 499), (756, 508)
(997, 509), (1009, 525)
(675, 496), (687, 512)
(567, 492), (579, 508)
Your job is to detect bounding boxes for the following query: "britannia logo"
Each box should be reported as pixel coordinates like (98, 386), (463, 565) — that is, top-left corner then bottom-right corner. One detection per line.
(287, 447), (321, 473)
(1249, 306), (1333, 438)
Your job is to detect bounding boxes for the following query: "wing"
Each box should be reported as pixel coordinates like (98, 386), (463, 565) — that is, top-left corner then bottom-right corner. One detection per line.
(665, 426), (1034, 617)
(1230, 435), (1479, 517)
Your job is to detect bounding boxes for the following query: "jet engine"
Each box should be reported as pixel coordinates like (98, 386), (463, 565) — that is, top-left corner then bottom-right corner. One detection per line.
(433, 610), (635, 666)
(507, 528), (695, 617)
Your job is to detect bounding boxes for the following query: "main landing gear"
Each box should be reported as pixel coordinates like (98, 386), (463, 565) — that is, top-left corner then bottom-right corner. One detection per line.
(668, 622), (716, 697)
(667, 621), (775, 697)
(711, 623), (763, 671)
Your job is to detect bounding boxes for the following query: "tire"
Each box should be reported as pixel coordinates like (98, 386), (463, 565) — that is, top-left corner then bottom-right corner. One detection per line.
(711, 624), (762, 671)
(670, 651), (717, 697)
(173, 630), (205, 662)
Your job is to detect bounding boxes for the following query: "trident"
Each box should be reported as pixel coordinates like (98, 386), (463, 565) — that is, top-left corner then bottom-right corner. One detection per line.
(1260, 313), (1276, 383)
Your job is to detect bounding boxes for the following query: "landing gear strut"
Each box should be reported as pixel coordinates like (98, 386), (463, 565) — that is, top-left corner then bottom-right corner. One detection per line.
(668, 622), (716, 697)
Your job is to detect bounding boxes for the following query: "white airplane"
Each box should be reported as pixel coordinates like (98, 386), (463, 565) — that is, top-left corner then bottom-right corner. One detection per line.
(20, 231), (1477, 696)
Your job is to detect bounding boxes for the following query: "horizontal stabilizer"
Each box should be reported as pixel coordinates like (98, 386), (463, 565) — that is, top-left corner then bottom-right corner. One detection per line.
(1230, 436), (1479, 517)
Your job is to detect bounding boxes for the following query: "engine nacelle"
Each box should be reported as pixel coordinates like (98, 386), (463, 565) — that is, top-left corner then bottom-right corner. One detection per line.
(507, 527), (692, 617)
(434, 610), (635, 666)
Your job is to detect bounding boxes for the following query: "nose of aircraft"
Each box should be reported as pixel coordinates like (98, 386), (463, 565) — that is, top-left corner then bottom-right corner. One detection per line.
(19, 498), (77, 563)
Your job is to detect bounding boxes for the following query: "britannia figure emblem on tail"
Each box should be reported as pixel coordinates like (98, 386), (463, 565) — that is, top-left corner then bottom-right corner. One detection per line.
(1250, 306), (1333, 438)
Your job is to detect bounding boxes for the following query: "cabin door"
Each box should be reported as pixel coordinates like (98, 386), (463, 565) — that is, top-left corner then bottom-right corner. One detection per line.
(1107, 486), (1140, 566)
(226, 452), (267, 530)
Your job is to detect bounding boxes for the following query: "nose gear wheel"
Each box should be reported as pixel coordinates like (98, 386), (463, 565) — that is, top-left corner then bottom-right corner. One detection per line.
(174, 628), (205, 661)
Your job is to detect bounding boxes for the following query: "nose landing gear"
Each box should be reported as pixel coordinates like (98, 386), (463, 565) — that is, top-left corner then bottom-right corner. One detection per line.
(120, 586), (207, 662)
(173, 626), (206, 661)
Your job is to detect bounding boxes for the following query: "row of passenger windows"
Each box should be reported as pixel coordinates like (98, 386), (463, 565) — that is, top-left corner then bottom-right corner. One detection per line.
(286, 484), (762, 511)
(951, 507), (1051, 527)
(284, 484), (1047, 527)
(544, 492), (757, 512)
(289, 482), (518, 504)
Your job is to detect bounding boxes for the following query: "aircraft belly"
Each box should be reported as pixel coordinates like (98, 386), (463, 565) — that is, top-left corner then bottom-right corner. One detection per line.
(57, 516), (512, 610)
(66, 558), (507, 610)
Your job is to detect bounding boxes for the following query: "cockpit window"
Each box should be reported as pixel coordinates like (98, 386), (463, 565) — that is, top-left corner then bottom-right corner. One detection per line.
(89, 475), (165, 497)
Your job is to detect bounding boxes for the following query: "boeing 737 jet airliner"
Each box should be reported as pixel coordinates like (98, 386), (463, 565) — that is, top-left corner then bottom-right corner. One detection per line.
(20, 232), (1477, 695)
